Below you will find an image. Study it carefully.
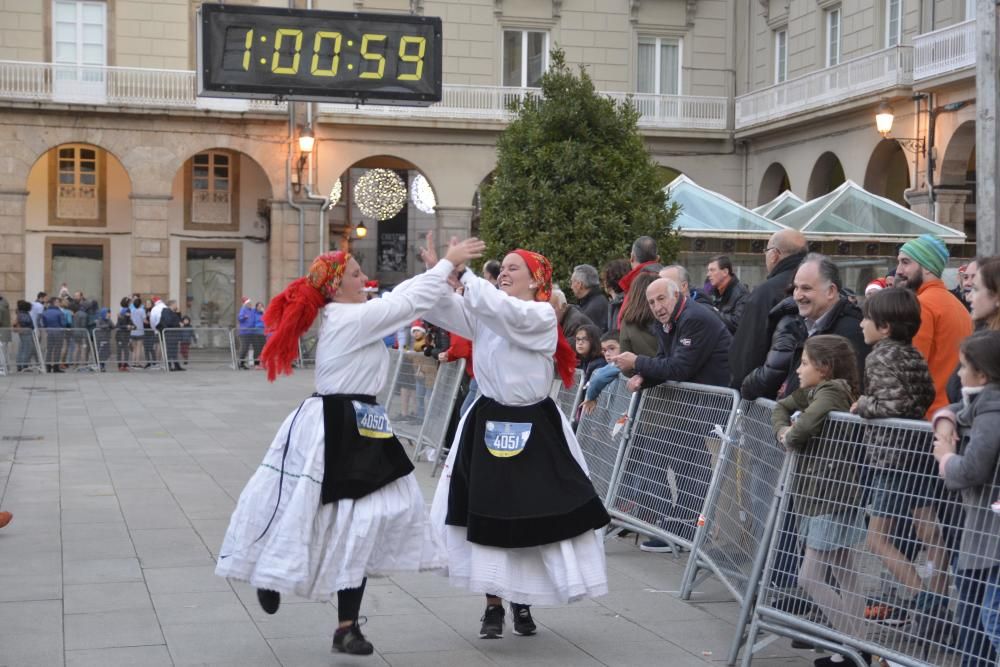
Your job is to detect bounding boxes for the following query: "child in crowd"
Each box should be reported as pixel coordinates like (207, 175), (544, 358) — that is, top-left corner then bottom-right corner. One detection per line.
(772, 335), (870, 667)
(933, 330), (1000, 666)
(178, 315), (195, 366)
(852, 288), (951, 629)
(580, 331), (622, 416)
(574, 324), (605, 382)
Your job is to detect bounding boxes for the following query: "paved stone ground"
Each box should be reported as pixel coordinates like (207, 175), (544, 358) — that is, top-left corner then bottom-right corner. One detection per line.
(0, 369), (816, 667)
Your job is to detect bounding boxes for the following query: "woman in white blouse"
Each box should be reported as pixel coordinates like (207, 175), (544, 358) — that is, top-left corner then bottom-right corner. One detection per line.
(423, 243), (610, 640)
(216, 238), (483, 656)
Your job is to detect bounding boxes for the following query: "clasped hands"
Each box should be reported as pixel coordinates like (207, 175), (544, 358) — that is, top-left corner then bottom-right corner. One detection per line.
(419, 231), (485, 288)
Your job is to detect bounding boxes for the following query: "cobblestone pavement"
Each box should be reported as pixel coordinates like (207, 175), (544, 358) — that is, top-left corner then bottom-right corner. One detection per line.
(0, 369), (814, 666)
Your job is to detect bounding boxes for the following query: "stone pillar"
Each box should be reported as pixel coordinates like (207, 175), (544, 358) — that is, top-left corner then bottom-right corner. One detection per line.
(933, 189), (971, 234)
(976, 0), (999, 255)
(266, 200), (320, 300)
(0, 189), (27, 297)
(903, 188), (932, 220)
(434, 206), (475, 249)
(130, 193), (171, 296)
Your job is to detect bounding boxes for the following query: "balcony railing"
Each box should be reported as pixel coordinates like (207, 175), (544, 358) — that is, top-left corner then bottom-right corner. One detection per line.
(0, 61), (729, 130)
(320, 85), (729, 130)
(736, 46), (913, 129)
(913, 19), (975, 81)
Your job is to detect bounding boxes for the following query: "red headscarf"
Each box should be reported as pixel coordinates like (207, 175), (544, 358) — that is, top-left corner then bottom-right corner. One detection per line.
(260, 251), (349, 382)
(511, 249), (577, 388)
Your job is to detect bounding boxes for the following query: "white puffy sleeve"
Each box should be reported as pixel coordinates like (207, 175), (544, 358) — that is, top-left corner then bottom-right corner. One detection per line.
(422, 291), (475, 339)
(459, 271), (558, 353)
(337, 259), (455, 344)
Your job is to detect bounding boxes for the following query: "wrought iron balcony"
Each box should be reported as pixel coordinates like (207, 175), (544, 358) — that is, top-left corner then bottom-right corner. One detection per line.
(0, 61), (729, 131)
(913, 19), (975, 81)
(736, 46), (913, 130)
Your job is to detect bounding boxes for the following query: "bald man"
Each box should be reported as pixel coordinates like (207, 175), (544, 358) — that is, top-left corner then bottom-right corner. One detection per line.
(729, 229), (808, 390)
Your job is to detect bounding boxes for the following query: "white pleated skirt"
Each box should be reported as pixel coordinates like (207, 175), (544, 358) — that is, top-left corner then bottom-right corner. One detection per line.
(429, 401), (609, 606)
(215, 397), (442, 600)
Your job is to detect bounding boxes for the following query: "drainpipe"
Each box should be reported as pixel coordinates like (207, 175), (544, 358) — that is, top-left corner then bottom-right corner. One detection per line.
(287, 100), (305, 275)
(924, 93), (936, 221)
(302, 102), (331, 253)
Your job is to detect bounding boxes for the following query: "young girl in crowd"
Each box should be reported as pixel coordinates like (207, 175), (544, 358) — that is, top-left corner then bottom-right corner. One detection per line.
(574, 324), (605, 382)
(772, 334), (870, 667)
(933, 330), (1000, 666)
(852, 288), (951, 629)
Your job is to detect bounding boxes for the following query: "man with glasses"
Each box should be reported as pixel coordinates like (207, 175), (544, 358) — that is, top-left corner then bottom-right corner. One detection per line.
(729, 229), (808, 390)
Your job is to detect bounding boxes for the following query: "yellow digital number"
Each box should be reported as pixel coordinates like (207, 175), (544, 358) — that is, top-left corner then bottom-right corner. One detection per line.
(397, 36), (426, 81)
(272, 28), (303, 75)
(242, 28), (253, 71)
(360, 34), (387, 79)
(310, 31), (342, 77)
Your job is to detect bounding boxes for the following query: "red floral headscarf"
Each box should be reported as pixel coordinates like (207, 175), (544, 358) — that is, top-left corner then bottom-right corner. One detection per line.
(511, 249), (576, 388)
(260, 251), (350, 382)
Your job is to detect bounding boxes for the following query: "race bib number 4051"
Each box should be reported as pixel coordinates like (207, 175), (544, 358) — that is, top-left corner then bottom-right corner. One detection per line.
(484, 421), (531, 458)
(352, 401), (393, 439)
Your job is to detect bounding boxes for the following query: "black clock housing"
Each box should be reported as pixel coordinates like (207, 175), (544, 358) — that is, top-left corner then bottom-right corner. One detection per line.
(197, 4), (442, 105)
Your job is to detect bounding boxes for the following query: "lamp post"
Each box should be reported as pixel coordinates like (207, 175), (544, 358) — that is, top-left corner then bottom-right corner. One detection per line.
(874, 101), (925, 155)
(293, 125), (314, 194)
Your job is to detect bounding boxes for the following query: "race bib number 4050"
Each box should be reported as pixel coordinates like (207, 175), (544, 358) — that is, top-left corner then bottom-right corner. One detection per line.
(485, 421), (531, 458)
(352, 401), (393, 439)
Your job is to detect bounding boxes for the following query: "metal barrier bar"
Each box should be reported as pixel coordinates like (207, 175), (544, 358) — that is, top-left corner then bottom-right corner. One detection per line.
(575, 376), (640, 505)
(235, 328), (267, 369)
(550, 368), (585, 424)
(159, 327), (236, 370)
(743, 411), (995, 667)
(376, 348), (403, 409)
(385, 351), (432, 444)
(0, 327), (44, 375)
(34, 327), (99, 372)
(604, 381), (741, 556)
(411, 359), (466, 463)
(297, 322), (320, 369)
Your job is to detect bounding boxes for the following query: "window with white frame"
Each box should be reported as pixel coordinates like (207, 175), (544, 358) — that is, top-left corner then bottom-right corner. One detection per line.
(637, 36), (681, 95)
(826, 8), (841, 67)
(53, 1), (106, 70)
(886, 0), (902, 47)
(502, 30), (548, 88)
(56, 144), (100, 221)
(190, 151), (234, 225)
(774, 29), (788, 83)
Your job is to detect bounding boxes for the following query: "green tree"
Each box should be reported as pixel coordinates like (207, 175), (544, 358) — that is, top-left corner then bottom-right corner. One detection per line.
(480, 49), (679, 286)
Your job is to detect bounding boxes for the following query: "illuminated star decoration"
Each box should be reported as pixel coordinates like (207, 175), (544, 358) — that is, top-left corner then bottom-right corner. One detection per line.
(410, 174), (437, 214)
(354, 168), (407, 220)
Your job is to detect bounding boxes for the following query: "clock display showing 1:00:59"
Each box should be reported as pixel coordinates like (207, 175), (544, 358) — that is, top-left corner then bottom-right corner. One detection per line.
(199, 4), (442, 104)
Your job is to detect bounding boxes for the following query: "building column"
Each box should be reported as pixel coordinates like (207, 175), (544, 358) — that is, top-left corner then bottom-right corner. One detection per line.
(130, 193), (171, 296)
(933, 189), (972, 234)
(266, 200), (320, 300)
(0, 189), (27, 297)
(976, 0), (999, 255)
(903, 189), (932, 220)
(434, 206), (475, 248)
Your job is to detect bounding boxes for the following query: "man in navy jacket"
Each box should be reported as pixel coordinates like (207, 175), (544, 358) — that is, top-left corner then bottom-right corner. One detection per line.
(610, 278), (732, 553)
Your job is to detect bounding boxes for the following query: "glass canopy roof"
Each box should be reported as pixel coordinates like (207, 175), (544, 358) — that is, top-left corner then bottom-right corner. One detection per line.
(753, 190), (805, 220)
(664, 175), (789, 234)
(774, 180), (966, 241)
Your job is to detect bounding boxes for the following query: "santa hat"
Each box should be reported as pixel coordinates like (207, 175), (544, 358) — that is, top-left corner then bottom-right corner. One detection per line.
(363, 279), (380, 293)
(410, 320), (427, 334)
(242, 296), (252, 306)
(865, 278), (887, 296)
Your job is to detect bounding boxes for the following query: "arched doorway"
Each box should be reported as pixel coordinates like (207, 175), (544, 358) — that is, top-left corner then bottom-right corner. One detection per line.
(807, 152), (846, 199)
(758, 162), (792, 205)
(938, 120), (976, 239)
(864, 140), (910, 207)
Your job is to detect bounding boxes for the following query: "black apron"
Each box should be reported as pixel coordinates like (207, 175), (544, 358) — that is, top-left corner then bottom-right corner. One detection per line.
(320, 393), (414, 503)
(446, 396), (610, 548)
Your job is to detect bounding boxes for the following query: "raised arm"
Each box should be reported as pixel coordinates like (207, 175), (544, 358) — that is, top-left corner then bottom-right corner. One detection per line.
(459, 270), (558, 352)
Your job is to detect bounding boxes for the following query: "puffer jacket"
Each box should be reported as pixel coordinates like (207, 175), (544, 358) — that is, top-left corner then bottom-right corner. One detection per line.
(772, 378), (863, 517)
(780, 296), (869, 398)
(741, 297), (800, 400)
(855, 338), (936, 469)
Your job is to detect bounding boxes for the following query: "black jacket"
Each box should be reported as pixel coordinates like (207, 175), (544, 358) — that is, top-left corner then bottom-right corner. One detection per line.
(559, 304), (595, 344)
(158, 308), (181, 330)
(711, 276), (750, 335)
(577, 288), (610, 333)
(634, 297), (733, 388)
(740, 297), (799, 400)
(728, 251), (807, 389)
(779, 296), (870, 398)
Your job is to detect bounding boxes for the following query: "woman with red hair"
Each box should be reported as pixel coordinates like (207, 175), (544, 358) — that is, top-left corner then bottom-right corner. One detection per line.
(423, 244), (610, 640)
(215, 237), (484, 656)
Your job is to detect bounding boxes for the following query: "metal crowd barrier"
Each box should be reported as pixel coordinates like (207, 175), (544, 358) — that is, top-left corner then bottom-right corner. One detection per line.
(741, 411), (996, 667)
(297, 322), (320, 369)
(235, 328), (266, 369)
(35, 327), (99, 372)
(0, 327), (44, 375)
(411, 359), (466, 464)
(162, 327), (236, 371)
(376, 348), (403, 409)
(604, 381), (741, 554)
(386, 351), (432, 444)
(550, 368), (585, 422)
(574, 375), (639, 505)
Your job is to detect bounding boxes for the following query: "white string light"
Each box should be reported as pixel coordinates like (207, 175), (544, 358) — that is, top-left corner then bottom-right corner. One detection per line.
(354, 168), (407, 220)
(329, 179), (342, 206)
(410, 174), (437, 214)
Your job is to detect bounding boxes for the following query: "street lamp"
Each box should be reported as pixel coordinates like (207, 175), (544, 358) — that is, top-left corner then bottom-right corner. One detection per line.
(874, 101), (925, 155)
(355, 221), (368, 238)
(293, 125), (315, 193)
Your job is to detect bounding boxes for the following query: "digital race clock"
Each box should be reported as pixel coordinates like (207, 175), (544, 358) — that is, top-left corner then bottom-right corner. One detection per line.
(197, 4), (442, 105)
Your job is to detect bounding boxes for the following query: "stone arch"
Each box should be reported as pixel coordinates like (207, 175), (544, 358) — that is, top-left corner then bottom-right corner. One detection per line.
(864, 139), (911, 207)
(939, 120), (976, 186)
(807, 151), (846, 199)
(758, 162), (792, 206)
